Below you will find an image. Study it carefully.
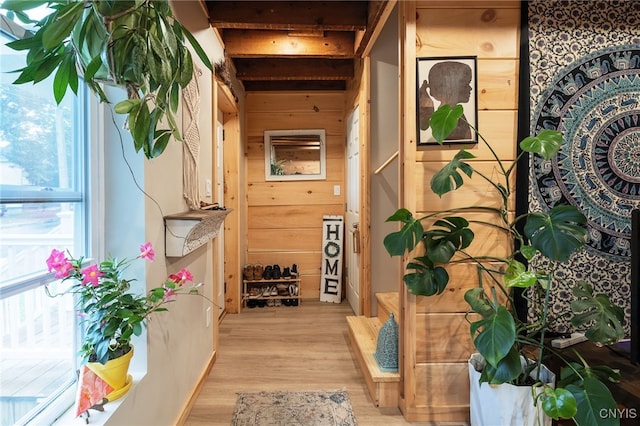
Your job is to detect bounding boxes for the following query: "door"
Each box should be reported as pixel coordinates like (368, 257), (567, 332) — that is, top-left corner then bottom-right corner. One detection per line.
(346, 105), (361, 315)
(216, 110), (225, 317)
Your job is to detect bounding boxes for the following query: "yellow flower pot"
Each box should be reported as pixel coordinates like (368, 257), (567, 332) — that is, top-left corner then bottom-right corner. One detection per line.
(86, 347), (134, 401)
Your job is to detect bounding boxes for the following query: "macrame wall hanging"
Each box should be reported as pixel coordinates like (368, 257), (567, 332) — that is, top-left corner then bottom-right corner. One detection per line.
(182, 67), (202, 210)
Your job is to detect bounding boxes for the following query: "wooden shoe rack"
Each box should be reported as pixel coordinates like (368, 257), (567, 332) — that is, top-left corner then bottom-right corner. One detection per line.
(242, 278), (301, 309)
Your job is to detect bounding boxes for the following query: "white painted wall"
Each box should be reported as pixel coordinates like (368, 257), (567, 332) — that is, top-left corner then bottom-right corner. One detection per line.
(100, 2), (224, 424)
(369, 5), (400, 316)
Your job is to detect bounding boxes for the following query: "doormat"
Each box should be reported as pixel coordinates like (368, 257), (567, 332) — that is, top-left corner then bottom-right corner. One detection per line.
(230, 390), (358, 426)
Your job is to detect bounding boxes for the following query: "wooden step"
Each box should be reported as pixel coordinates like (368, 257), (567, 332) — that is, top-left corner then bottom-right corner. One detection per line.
(376, 292), (399, 324)
(346, 315), (400, 408)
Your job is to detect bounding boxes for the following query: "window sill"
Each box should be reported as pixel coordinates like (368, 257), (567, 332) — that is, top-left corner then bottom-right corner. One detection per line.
(50, 372), (143, 425)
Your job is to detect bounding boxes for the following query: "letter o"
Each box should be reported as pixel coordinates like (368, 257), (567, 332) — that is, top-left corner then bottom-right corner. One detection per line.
(324, 241), (341, 258)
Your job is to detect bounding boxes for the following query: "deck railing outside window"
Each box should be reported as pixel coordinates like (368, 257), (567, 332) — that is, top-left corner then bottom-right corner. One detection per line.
(1, 10), (92, 424)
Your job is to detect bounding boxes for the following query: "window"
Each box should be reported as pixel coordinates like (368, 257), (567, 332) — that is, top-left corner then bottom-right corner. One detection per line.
(0, 13), (92, 425)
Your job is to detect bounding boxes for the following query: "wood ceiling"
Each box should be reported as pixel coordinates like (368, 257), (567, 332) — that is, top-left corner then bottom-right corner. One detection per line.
(202, 1), (391, 91)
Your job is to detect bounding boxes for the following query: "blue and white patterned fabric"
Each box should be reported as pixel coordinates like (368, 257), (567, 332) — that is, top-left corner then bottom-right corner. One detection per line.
(528, 0), (640, 334)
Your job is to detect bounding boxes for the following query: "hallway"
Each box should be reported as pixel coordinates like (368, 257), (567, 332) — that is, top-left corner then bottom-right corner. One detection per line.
(184, 301), (437, 425)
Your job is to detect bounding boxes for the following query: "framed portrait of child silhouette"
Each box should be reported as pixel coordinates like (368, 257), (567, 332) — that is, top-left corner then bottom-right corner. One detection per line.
(416, 56), (478, 146)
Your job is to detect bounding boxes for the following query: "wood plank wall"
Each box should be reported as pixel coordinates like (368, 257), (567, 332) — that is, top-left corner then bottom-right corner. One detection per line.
(245, 92), (346, 301)
(400, 1), (521, 422)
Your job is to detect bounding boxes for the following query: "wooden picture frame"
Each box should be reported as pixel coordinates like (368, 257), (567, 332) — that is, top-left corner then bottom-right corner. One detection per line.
(416, 56), (478, 145)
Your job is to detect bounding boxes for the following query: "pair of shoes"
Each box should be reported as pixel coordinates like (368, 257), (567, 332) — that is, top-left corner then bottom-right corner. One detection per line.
(282, 267), (291, 279)
(247, 300), (257, 308)
(262, 264), (282, 279)
(252, 264), (264, 280)
(243, 264), (253, 281)
(272, 264), (282, 279)
(282, 283), (299, 306)
(262, 265), (273, 279)
(291, 264), (298, 278)
(244, 264), (264, 280)
(261, 285), (278, 297)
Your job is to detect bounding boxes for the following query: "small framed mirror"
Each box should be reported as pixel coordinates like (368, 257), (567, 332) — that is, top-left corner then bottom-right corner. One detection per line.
(264, 129), (326, 181)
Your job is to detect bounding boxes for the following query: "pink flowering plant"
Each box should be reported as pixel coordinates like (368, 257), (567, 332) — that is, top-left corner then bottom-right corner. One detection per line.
(45, 242), (202, 365)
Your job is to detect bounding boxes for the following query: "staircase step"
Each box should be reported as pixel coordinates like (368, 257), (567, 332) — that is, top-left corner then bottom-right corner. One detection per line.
(376, 292), (399, 324)
(346, 315), (400, 408)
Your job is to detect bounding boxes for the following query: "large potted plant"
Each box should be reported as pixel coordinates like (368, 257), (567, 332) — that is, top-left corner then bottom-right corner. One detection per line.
(1, 0), (212, 159)
(384, 104), (625, 426)
(45, 241), (204, 417)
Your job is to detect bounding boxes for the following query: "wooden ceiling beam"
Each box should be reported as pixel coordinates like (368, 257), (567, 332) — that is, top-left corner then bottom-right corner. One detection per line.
(234, 58), (354, 80)
(206, 1), (368, 31)
(355, 0), (396, 56)
(222, 29), (355, 58)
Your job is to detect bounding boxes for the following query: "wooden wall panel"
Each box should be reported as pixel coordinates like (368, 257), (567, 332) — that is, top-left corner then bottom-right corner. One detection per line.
(416, 162), (516, 211)
(248, 205), (344, 229)
(415, 263), (487, 313)
(461, 223), (512, 260)
(246, 113), (345, 137)
(248, 228), (321, 252)
(416, 110), (517, 163)
(245, 92), (346, 305)
(409, 212), (514, 260)
(414, 363), (470, 407)
(301, 275), (321, 300)
(248, 182), (342, 206)
(246, 92), (345, 112)
(402, 1), (521, 422)
(477, 59), (519, 110)
(413, 262), (510, 312)
(416, 313), (478, 363)
(416, 8), (520, 58)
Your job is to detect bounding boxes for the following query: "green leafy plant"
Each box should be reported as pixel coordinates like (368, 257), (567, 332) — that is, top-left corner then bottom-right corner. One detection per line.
(271, 159), (286, 176)
(45, 242), (204, 364)
(384, 104), (625, 425)
(1, 0), (212, 158)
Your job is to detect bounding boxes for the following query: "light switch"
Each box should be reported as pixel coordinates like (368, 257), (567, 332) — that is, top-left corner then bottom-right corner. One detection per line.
(333, 185), (341, 196)
(205, 179), (212, 197)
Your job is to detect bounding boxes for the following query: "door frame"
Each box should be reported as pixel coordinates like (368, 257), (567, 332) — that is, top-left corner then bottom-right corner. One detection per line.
(214, 81), (241, 314)
(346, 57), (372, 317)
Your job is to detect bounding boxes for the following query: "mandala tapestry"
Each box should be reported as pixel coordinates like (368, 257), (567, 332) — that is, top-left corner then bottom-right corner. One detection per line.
(528, 1), (640, 334)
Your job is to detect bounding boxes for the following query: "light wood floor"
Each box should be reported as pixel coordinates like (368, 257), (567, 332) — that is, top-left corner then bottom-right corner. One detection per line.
(184, 300), (433, 425)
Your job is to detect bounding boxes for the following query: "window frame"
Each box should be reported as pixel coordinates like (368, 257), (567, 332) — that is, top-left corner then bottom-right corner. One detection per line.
(0, 11), (100, 425)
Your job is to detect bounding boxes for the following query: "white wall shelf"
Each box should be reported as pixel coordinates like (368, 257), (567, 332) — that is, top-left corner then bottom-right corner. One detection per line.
(164, 209), (231, 257)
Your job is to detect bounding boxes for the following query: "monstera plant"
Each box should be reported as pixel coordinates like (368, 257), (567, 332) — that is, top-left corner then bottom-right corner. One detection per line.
(1, 0), (212, 158)
(384, 104), (625, 425)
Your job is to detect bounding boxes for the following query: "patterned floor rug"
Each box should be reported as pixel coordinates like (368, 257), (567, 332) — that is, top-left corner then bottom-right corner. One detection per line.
(230, 390), (358, 426)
